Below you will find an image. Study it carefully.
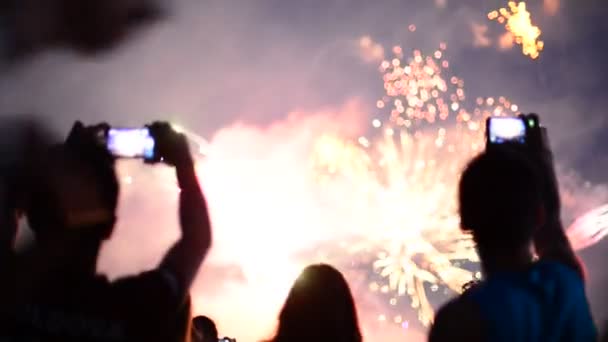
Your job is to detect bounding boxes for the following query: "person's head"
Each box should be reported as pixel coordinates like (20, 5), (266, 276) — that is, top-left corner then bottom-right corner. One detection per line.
(272, 264), (361, 342)
(25, 124), (119, 245)
(459, 148), (543, 255)
(191, 315), (218, 342)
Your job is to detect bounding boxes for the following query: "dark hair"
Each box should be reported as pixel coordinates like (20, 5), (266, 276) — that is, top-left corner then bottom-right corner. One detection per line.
(459, 148), (542, 250)
(271, 264), (362, 342)
(25, 143), (119, 239)
(192, 315), (218, 342)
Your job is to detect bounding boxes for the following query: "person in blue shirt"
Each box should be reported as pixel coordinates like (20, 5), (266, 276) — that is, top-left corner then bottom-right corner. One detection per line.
(429, 122), (596, 342)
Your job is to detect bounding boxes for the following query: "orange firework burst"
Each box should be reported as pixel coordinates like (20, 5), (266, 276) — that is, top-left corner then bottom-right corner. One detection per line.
(488, 2), (544, 59)
(312, 43), (519, 326)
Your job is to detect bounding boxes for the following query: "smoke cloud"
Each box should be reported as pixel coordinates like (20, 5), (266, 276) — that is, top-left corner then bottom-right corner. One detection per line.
(2, 0), (608, 340)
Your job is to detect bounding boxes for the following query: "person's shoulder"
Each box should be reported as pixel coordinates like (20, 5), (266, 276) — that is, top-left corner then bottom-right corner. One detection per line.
(534, 260), (584, 286)
(435, 296), (481, 324)
(111, 269), (179, 299)
(534, 260), (593, 315)
(429, 295), (484, 342)
(109, 268), (182, 308)
(108, 269), (185, 323)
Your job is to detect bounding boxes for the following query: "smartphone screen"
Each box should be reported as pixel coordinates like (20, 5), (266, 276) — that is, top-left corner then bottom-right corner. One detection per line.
(107, 128), (155, 159)
(488, 117), (526, 144)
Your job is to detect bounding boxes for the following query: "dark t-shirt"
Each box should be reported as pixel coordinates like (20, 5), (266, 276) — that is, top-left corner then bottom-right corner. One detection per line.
(0, 269), (189, 342)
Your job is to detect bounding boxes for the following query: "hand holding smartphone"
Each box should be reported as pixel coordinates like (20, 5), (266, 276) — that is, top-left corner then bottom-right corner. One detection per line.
(102, 123), (192, 167)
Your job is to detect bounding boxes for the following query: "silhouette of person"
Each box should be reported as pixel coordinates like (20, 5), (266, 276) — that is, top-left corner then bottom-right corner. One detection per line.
(269, 264), (362, 342)
(1, 121), (212, 342)
(191, 315), (218, 342)
(429, 124), (596, 341)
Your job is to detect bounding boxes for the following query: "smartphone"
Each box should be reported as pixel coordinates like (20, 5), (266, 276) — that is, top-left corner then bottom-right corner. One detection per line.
(106, 127), (155, 159)
(486, 117), (526, 145)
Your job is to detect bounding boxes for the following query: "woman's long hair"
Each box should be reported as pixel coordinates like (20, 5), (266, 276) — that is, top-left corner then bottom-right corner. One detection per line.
(271, 264), (362, 342)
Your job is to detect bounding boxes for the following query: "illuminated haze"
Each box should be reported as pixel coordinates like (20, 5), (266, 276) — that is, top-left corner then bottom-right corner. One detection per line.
(1, 0), (608, 340)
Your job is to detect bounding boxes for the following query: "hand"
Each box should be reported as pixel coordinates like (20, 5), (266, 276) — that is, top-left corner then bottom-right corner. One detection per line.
(148, 122), (193, 168)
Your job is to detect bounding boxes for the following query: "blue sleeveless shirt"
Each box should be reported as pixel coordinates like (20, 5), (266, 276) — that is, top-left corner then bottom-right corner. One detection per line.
(465, 261), (597, 342)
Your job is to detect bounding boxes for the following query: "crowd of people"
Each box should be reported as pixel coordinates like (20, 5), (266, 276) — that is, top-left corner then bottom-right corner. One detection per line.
(0, 1), (605, 341)
(0, 116), (601, 342)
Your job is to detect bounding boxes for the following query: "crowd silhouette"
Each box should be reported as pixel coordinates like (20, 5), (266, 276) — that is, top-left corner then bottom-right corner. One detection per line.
(0, 115), (600, 342)
(0, 1), (605, 341)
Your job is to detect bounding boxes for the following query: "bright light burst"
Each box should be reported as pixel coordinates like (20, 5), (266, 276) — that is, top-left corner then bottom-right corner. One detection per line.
(488, 2), (544, 59)
(312, 44), (519, 326)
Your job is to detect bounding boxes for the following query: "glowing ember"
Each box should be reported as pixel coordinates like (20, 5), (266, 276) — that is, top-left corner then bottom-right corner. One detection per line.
(488, 2), (544, 59)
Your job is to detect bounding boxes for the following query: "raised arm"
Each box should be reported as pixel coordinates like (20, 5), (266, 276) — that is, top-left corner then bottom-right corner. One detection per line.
(534, 214), (583, 278)
(530, 124), (583, 278)
(151, 122), (212, 299)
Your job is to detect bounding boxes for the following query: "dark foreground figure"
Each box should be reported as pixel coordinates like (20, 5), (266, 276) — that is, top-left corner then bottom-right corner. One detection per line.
(268, 264), (362, 342)
(0, 121), (211, 342)
(429, 120), (597, 342)
(191, 315), (218, 342)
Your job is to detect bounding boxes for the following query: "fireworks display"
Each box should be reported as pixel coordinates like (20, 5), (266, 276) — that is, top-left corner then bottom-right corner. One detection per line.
(488, 2), (544, 59)
(311, 42), (521, 326)
(116, 41), (606, 333)
(99, 2), (608, 340)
